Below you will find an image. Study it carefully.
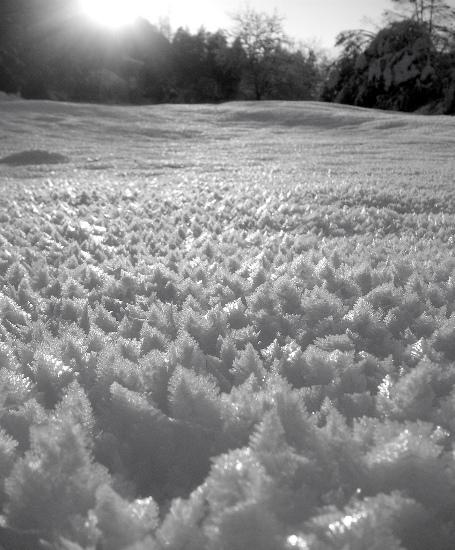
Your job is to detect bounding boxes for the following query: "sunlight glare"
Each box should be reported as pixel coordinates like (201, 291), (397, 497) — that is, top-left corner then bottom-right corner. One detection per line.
(79, 0), (148, 28)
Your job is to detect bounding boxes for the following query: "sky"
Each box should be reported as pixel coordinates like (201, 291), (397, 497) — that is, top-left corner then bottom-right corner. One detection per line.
(141, 0), (391, 50)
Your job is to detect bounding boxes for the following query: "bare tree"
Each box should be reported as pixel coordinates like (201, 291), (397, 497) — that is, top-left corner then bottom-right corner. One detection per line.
(230, 7), (289, 99)
(386, 0), (455, 49)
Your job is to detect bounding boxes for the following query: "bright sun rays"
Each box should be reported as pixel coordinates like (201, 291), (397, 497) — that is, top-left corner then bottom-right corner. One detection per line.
(78, 0), (150, 28)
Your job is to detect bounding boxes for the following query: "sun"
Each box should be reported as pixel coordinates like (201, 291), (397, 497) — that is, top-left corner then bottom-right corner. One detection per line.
(79, 0), (147, 28)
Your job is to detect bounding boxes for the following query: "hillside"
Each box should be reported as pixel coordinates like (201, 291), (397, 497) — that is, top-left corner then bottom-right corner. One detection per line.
(1, 100), (455, 549)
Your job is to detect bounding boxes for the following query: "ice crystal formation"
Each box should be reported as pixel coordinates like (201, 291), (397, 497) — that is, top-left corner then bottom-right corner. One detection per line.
(0, 99), (454, 549)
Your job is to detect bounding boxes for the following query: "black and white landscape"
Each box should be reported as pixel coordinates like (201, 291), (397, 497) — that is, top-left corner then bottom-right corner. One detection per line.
(1, 96), (455, 549)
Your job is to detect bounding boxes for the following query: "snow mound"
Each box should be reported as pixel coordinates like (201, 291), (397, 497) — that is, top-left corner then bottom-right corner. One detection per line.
(0, 150), (69, 166)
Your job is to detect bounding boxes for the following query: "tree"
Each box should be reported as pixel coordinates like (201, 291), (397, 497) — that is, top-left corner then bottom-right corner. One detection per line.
(205, 31), (243, 101)
(0, 0), (95, 98)
(266, 48), (322, 100)
(0, 0), (33, 93)
(230, 7), (289, 99)
(335, 29), (376, 56)
(168, 28), (244, 103)
(322, 18), (451, 112)
(109, 18), (173, 103)
(170, 28), (209, 101)
(321, 29), (373, 104)
(386, 0), (455, 50)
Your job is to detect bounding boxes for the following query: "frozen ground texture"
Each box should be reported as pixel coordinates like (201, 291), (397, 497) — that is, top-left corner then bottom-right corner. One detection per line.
(1, 99), (455, 549)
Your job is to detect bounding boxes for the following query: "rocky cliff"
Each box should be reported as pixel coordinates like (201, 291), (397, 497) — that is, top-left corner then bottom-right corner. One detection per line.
(325, 20), (455, 114)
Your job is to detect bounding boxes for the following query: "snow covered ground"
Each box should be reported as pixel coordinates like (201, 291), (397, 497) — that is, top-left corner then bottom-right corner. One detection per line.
(1, 99), (455, 549)
(1, 99), (453, 181)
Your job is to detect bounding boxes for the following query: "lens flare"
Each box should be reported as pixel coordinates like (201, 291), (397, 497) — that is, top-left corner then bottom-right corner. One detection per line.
(79, 0), (145, 28)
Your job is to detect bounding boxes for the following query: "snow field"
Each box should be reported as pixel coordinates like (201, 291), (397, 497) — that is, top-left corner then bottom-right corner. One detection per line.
(0, 100), (455, 549)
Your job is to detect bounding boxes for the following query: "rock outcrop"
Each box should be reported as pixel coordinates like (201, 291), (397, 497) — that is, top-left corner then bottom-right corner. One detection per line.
(325, 20), (455, 114)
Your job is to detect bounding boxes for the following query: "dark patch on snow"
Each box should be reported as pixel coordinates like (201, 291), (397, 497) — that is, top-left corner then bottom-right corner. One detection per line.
(0, 150), (69, 166)
(225, 109), (369, 129)
(373, 120), (407, 130)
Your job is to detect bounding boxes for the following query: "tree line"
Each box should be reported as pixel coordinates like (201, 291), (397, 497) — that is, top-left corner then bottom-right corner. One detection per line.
(0, 1), (323, 103)
(0, 0), (454, 113)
